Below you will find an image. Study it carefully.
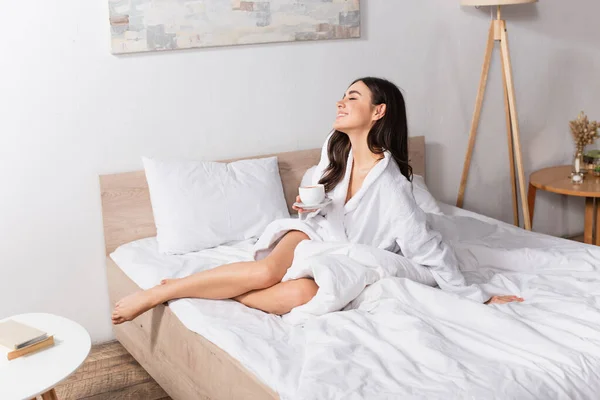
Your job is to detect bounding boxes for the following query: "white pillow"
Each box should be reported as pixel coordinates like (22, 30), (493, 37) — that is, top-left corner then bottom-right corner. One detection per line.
(412, 174), (443, 214)
(301, 165), (442, 214)
(143, 156), (290, 255)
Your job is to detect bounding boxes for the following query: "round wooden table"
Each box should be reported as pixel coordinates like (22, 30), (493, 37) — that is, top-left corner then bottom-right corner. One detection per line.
(528, 165), (600, 245)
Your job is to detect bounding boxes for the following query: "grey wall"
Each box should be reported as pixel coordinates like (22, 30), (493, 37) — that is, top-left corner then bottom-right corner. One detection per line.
(0, 0), (598, 341)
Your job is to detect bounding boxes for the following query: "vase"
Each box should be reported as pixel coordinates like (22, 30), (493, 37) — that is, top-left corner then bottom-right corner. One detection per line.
(573, 151), (585, 174)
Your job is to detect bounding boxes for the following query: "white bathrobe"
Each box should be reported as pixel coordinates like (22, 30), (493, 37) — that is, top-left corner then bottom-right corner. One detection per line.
(254, 135), (487, 303)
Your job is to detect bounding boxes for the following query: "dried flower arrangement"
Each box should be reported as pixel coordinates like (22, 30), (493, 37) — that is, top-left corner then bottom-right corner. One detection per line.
(570, 112), (599, 155)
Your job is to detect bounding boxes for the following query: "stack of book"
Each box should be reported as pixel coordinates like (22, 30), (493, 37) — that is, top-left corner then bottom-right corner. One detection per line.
(0, 320), (55, 360)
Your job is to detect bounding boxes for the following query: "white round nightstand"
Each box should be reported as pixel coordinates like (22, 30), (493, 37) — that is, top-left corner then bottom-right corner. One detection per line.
(0, 313), (91, 400)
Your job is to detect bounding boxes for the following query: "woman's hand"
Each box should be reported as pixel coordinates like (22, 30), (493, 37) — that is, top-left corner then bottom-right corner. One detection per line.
(293, 195), (323, 214)
(293, 195), (309, 214)
(485, 295), (524, 305)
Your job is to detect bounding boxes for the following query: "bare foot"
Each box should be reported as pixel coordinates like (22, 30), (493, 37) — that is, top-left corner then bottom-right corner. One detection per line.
(160, 278), (177, 285)
(112, 287), (165, 325)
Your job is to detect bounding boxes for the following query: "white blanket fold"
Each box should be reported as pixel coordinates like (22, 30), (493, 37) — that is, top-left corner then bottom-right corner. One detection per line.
(281, 240), (437, 325)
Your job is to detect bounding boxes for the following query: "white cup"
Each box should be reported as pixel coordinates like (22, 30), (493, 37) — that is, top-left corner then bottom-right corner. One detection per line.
(299, 184), (325, 206)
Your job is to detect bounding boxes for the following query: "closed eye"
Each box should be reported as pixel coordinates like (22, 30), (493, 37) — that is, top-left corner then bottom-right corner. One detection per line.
(342, 90), (362, 100)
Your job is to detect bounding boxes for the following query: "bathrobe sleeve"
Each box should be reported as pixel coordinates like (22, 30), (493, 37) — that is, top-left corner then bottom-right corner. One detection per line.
(392, 178), (488, 303)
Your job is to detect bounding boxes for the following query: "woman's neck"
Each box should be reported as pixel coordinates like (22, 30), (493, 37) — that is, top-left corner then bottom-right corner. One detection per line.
(348, 130), (382, 169)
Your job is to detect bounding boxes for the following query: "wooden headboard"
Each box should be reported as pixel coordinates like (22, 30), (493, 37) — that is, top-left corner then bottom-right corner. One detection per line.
(100, 136), (425, 254)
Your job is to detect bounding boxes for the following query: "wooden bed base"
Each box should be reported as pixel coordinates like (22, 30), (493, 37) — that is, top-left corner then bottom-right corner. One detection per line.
(100, 137), (426, 400)
(106, 257), (278, 400)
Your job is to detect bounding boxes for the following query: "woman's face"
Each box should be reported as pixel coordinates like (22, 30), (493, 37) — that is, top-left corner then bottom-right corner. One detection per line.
(333, 81), (384, 133)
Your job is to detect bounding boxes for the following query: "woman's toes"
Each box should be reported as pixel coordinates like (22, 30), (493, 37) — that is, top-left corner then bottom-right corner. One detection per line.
(110, 290), (159, 323)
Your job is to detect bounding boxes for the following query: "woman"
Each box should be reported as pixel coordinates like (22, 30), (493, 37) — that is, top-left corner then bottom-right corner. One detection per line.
(112, 77), (522, 325)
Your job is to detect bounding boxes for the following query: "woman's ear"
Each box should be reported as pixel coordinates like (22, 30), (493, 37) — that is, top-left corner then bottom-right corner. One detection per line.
(373, 104), (387, 121)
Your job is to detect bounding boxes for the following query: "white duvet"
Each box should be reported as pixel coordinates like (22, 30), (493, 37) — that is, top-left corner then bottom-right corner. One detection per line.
(111, 204), (600, 400)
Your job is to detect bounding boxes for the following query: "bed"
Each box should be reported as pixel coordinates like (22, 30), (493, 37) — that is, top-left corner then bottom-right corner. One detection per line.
(100, 137), (425, 399)
(101, 137), (600, 400)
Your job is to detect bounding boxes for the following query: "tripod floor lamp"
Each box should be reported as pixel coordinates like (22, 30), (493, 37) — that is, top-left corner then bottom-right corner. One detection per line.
(456, 0), (538, 231)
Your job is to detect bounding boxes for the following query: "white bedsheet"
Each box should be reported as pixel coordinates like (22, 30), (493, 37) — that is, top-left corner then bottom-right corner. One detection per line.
(111, 205), (600, 400)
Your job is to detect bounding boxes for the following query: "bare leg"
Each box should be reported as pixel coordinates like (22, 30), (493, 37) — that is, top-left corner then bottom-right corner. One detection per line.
(234, 278), (319, 315)
(112, 231), (309, 324)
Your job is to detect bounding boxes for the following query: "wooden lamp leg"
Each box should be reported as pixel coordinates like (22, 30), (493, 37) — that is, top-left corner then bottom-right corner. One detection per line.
(499, 21), (532, 230)
(500, 38), (519, 227)
(456, 21), (496, 208)
(496, 6), (519, 226)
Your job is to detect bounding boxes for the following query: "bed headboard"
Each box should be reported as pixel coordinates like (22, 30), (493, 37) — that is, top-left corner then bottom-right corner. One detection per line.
(100, 136), (425, 254)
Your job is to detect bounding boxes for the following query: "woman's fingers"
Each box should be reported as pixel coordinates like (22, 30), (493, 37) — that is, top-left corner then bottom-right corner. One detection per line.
(294, 196), (320, 213)
(487, 295), (522, 304)
(294, 196), (307, 213)
(486, 295), (525, 305)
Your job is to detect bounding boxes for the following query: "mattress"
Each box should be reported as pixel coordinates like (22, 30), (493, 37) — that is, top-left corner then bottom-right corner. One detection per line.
(111, 204), (600, 400)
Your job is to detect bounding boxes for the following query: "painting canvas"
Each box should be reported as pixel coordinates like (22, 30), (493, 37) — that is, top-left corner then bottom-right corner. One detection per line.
(109, 0), (361, 54)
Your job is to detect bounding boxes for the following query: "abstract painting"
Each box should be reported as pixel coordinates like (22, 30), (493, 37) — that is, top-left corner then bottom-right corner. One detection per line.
(109, 0), (361, 54)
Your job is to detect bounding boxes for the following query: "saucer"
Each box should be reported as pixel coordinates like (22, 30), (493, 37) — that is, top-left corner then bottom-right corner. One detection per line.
(293, 197), (332, 210)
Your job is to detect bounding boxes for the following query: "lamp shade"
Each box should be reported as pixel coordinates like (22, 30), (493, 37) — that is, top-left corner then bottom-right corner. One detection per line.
(461, 0), (537, 5)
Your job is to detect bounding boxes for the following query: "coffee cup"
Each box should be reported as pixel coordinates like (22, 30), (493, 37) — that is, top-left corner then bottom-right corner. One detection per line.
(299, 184), (325, 206)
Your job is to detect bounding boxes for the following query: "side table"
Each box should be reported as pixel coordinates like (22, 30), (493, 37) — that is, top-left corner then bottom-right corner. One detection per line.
(0, 313), (91, 400)
(528, 165), (600, 245)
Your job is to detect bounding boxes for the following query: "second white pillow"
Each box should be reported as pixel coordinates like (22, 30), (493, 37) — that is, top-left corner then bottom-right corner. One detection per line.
(411, 175), (442, 215)
(143, 156), (290, 255)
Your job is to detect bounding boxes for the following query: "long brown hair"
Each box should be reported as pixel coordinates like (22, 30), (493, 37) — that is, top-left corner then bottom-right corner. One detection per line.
(319, 77), (412, 193)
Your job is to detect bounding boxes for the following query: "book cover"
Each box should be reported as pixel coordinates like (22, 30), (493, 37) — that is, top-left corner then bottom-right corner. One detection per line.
(0, 320), (48, 350)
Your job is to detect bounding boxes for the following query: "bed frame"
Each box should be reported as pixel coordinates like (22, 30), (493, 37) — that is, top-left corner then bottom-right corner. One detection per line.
(100, 136), (425, 400)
